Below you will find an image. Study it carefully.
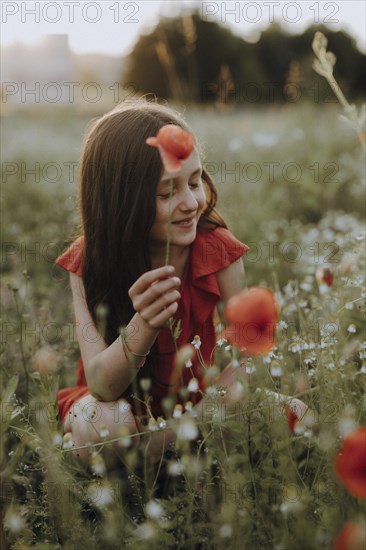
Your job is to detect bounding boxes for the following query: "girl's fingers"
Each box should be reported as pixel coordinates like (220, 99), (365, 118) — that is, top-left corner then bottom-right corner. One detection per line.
(148, 301), (178, 329)
(132, 276), (181, 312)
(140, 290), (181, 320)
(128, 265), (175, 297)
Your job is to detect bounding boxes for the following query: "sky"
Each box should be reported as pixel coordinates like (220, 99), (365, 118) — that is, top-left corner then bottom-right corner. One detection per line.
(1, 0), (365, 56)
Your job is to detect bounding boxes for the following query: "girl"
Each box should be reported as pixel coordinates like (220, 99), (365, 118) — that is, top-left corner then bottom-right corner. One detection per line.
(55, 100), (310, 464)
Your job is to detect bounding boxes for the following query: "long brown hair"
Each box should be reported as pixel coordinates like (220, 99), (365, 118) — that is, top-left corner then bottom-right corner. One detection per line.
(76, 99), (227, 348)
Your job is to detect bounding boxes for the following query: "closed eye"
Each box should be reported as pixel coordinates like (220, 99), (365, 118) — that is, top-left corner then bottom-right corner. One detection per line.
(157, 179), (202, 199)
(189, 176), (204, 188)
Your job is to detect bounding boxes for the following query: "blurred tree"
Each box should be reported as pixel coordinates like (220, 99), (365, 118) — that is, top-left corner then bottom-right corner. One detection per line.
(122, 12), (365, 104)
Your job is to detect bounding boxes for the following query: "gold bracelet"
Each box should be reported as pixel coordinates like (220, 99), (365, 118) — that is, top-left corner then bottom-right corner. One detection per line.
(119, 332), (150, 358)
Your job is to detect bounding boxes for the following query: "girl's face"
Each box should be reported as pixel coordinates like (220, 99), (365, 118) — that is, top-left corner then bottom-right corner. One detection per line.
(149, 147), (206, 254)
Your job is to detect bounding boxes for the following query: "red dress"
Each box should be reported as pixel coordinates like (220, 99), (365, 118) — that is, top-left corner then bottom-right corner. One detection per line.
(55, 227), (249, 421)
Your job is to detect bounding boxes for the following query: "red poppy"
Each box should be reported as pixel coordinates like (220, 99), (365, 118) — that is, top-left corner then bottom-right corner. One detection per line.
(316, 266), (334, 286)
(284, 404), (299, 433)
(334, 427), (366, 499)
(334, 522), (366, 550)
(224, 287), (279, 355)
(146, 124), (195, 173)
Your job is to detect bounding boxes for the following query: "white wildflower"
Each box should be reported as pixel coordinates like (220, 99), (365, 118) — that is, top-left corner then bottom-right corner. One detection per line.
(319, 341), (332, 349)
(90, 451), (106, 477)
(87, 481), (114, 508)
(271, 365), (283, 377)
(168, 461), (185, 476)
(219, 524), (233, 538)
(288, 342), (301, 353)
(52, 432), (63, 448)
(145, 499), (164, 519)
(347, 324), (356, 333)
(280, 500), (303, 514)
(118, 427), (132, 448)
(148, 418), (158, 432)
(293, 423), (306, 435)
(262, 352), (273, 364)
(118, 399), (131, 415)
(4, 506), (26, 533)
(187, 377), (199, 393)
(62, 433), (74, 450)
(300, 282), (312, 292)
(185, 359), (193, 368)
(280, 484), (303, 514)
(191, 335), (202, 350)
(246, 364), (256, 374)
(157, 416), (167, 430)
(278, 320), (288, 330)
(99, 423), (109, 439)
(173, 404), (183, 418)
(232, 359), (240, 368)
(216, 338), (227, 347)
(360, 365), (366, 374)
(177, 417), (199, 441)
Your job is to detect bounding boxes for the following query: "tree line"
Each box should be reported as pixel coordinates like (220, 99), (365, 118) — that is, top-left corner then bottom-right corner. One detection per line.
(122, 12), (365, 105)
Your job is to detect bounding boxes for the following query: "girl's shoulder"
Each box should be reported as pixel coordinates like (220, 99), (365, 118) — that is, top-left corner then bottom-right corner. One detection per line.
(191, 226), (249, 279)
(55, 235), (84, 277)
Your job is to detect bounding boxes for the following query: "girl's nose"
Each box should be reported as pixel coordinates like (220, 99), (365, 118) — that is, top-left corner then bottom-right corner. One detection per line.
(179, 188), (198, 211)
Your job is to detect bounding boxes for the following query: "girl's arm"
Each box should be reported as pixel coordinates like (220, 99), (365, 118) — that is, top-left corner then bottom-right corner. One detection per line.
(69, 265), (181, 401)
(215, 256), (247, 303)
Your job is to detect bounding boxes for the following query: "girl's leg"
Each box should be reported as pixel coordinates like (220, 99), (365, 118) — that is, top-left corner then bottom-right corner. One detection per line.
(63, 393), (139, 463)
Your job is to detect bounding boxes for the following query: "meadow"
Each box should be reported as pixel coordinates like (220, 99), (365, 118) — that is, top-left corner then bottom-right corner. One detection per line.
(1, 56), (366, 549)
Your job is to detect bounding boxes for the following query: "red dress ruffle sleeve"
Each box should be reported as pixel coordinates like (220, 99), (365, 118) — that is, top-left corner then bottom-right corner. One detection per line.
(55, 228), (249, 421)
(55, 236), (84, 277)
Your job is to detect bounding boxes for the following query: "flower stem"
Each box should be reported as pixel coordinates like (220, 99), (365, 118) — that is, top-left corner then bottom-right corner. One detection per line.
(164, 176), (174, 266)
(163, 177), (183, 385)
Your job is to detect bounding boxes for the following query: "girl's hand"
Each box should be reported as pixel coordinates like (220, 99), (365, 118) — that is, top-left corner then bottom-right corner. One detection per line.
(128, 266), (181, 330)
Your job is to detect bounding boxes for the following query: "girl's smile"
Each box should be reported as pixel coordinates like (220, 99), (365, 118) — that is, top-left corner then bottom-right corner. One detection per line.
(172, 216), (195, 227)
